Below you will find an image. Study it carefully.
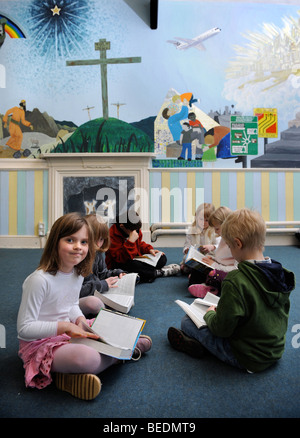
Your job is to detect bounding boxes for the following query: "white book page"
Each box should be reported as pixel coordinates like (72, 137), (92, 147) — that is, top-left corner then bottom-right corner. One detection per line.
(187, 246), (213, 268)
(175, 300), (206, 328)
(133, 251), (163, 266)
(110, 273), (137, 295)
(194, 292), (220, 307)
(102, 294), (133, 307)
(92, 310), (143, 350)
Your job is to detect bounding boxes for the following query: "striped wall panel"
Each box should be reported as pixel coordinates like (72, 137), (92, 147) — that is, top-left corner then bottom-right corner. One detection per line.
(0, 170), (48, 236)
(1, 168), (299, 235)
(149, 170), (300, 224)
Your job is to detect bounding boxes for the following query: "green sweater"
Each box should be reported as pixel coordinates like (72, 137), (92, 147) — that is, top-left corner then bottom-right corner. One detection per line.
(204, 260), (295, 372)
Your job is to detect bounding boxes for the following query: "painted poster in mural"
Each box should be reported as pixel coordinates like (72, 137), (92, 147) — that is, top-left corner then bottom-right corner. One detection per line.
(230, 116), (258, 155)
(0, 0), (300, 168)
(254, 108), (278, 139)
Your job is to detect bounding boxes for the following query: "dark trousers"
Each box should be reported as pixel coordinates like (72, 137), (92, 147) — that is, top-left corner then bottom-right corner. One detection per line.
(188, 267), (211, 286)
(114, 254), (167, 282)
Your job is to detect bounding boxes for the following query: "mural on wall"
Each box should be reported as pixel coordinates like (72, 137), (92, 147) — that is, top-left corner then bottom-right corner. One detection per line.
(0, 0), (300, 168)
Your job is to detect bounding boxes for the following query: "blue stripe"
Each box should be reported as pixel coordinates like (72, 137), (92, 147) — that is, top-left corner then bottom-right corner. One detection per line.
(228, 172), (237, 211)
(0, 172), (9, 234)
(170, 173), (182, 222)
(17, 171), (26, 235)
(269, 172), (278, 221)
(26, 172), (35, 235)
(203, 172), (212, 203)
(220, 172), (229, 207)
(277, 172), (286, 221)
(244, 172), (253, 210)
(178, 172), (187, 222)
(294, 173), (300, 220)
(150, 172), (162, 223)
(252, 172), (262, 213)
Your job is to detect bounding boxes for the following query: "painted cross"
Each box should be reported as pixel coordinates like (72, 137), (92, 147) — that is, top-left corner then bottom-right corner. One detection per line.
(66, 39), (141, 119)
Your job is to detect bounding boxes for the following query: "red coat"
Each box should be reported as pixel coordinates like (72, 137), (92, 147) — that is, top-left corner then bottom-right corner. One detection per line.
(105, 224), (153, 269)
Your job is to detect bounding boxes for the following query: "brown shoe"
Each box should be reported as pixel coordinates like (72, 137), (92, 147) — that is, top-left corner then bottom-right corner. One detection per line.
(55, 373), (101, 400)
(167, 327), (205, 358)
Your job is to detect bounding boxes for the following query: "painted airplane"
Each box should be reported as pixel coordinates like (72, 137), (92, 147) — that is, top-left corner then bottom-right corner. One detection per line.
(167, 27), (221, 51)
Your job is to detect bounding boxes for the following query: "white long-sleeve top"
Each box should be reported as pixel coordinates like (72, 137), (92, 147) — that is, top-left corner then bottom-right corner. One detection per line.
(211, 238), (238, 272)
(17, 269), (84, 341)
(183, 226), (220, 253)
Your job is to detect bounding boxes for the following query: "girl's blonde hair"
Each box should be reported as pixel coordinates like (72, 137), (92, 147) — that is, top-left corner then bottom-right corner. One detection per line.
(222, 208), (266, 251)
(38, 212), (95, 276)
(208, 206), (232, 227)
(190, 203), (215, 239)
(192, 203), (215, 228)
(85, 213), (110, 252)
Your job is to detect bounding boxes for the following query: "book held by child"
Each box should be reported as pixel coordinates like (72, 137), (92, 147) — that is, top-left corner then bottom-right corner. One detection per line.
(94, 273), (137, 313)
(133, 251), (164, 267)
(71, 308), (146, 360)
(184, 246), (214, 273)
(175, 292), (220, 329)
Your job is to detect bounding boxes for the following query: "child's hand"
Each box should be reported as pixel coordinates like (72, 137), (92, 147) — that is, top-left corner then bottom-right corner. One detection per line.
(128, 230), (139, 243)
(149, 249), (162, 256)
(206, 305), (217, 312)
(202, 256), (214, 266)
(105, 276), (119, 288)
(61, 321), (99, 340)
(200, 244), (214, 254)
(119, 273), (126, 278)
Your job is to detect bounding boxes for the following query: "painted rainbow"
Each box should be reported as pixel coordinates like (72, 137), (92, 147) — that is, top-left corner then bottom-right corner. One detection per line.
(0, 14), (26, 38)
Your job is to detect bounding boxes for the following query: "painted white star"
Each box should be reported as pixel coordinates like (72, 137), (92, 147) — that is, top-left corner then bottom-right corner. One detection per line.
(51, 5), (61, 16)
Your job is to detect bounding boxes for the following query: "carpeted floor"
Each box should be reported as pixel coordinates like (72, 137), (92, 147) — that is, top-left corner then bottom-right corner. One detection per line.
(0, 246), (299, 420)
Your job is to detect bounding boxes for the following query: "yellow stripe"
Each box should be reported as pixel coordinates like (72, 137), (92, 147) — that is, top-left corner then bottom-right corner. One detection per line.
(211, 172), (220, 208)
(285, 173), (294, 221)
(236, 172), (245, 209)
(34, 171), (44, 236)
(186, 172), (196, 222)
(8, 171), (18, 235)
(161, 172), (170, 222)
(261, 172), (270, 221)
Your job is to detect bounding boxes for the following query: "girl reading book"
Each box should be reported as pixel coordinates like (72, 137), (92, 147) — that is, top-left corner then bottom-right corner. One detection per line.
(188, 206), (238, 298)
(17, 213), (152, 401)
(181, 203), (220, 284)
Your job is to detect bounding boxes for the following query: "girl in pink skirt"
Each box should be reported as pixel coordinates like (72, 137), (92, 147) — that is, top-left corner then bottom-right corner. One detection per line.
(17, 212), (151, 400)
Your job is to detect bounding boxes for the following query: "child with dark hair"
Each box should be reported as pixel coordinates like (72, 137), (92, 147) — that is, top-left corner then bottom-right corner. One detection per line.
(106, 211), (180, 282)
(79, 213), (126, 316)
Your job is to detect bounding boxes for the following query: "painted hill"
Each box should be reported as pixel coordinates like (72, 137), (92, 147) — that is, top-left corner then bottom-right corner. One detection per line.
(52, 117), (154, 153)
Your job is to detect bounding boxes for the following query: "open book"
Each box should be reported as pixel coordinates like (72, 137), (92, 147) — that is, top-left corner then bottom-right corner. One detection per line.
(94, 273), (137, 314)
(184, 246), (214, 273)
(133, 251), (163, 266)
(71, 308), (145, 360)
(175, 292), (219, 329)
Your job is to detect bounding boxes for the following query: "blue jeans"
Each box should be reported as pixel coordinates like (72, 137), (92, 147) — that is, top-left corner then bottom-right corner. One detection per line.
(181, 315), (244, 370)
(180, 143), (192, 160)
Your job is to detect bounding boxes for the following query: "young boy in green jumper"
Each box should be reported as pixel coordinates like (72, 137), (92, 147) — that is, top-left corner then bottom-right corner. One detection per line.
(168, 208), (295, 373)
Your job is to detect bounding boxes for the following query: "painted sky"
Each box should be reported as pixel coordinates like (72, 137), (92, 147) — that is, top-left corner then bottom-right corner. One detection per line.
(0, 0), (300, 134)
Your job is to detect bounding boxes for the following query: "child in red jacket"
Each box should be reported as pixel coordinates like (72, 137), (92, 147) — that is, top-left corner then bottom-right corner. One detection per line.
(105, 211), (180, 283)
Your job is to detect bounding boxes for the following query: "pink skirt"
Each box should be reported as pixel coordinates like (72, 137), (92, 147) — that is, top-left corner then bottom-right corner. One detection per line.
(18, 334), (71, 389)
